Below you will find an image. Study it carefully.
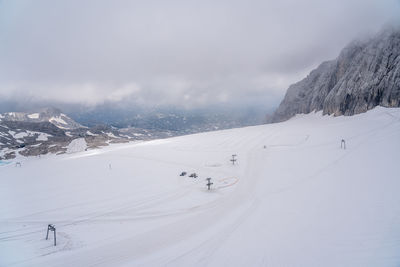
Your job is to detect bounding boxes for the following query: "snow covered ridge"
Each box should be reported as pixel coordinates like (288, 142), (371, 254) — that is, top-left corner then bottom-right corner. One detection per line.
(0, 107), (83, 130)
(27, 113), (40, 119)
(0, 122), (130, 160)
(1, 106), (263, 160)
(0, 107), (205, 160)
(0, 106), (399, 266)
(0, 108), (139, 160)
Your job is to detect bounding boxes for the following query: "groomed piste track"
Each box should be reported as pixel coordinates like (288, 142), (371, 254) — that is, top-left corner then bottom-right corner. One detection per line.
(1, 106), (400, 267)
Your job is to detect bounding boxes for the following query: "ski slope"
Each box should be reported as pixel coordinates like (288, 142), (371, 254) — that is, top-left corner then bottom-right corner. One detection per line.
(1, 107), (400, 267)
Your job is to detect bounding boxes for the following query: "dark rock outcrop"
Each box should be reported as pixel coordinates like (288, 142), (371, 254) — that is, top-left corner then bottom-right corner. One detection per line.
(272, 27), (400, 122)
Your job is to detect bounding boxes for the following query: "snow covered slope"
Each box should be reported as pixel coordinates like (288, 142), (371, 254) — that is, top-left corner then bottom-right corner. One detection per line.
(1, 107), (399, 267)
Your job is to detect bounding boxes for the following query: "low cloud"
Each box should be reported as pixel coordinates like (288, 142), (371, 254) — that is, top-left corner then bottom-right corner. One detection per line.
(0, 0), (399, 110)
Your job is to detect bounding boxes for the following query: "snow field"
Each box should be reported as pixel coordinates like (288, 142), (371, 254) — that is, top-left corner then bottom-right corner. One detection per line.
(0, 107), (400, 266)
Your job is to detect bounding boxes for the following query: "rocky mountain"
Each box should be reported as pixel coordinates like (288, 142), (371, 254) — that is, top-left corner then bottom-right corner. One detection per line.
(0, 107), (84, 130)
(0, 105), (268, 160)
(0, 108), (160, 160)
(272, 27), (400, 122)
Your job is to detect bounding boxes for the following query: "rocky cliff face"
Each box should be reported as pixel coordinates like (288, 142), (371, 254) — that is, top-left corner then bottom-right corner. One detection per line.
(272, 27), (400, 122)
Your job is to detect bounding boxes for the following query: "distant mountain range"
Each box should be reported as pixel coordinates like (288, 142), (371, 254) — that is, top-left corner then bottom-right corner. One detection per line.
(0, 107), (83, 130)
(272, 27), (400, 122)
(0, 106), (267, 160)
(0, 108), (147, 159)
(68, 105), (268, 131)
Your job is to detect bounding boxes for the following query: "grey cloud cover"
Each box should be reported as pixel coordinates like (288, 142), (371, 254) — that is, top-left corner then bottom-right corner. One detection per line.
(0, 0), (399, 109)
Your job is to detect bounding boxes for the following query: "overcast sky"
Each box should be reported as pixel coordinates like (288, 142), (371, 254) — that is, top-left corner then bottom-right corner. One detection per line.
(0, 0), (399, 111)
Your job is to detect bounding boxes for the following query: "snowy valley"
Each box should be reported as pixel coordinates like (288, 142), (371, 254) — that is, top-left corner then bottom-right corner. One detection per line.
(1, 106), (399, 266)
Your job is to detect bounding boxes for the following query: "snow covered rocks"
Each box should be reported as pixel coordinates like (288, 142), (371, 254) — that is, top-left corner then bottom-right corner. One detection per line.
(66, 138), (87, 154)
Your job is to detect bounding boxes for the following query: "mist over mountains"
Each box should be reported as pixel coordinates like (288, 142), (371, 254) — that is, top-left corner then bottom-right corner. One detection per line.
(272, 26), (400, 122)
(1, 25), (400, 160)
(68, 104), (269, 130)
(0, 104), (269, 159)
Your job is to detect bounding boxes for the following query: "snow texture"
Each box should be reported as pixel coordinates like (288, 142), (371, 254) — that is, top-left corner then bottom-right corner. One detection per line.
(50, 116), (68, 125)
(86, 131), (97, 136)
(66, 138), (87, 154)
(36, 133), (50, 141)
(14, 132), (28, 139)
(28, 113), (40, 119)
(0, 107), (399, 267)
(106, 132), (119, 138)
